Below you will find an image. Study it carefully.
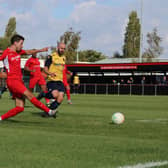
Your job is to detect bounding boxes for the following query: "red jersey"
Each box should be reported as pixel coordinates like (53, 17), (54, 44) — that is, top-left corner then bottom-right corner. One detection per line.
(25, 57), (41, 77)
(63, 65), (71, 84)
(0, 48), (26, 79)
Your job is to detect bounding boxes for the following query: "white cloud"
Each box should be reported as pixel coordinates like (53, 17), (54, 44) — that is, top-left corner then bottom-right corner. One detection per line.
(75, 0), (96, 9)
(0, 0), (168, 58)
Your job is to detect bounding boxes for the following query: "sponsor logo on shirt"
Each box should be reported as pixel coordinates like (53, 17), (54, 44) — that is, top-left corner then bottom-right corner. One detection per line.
(11, 55), (20, 61)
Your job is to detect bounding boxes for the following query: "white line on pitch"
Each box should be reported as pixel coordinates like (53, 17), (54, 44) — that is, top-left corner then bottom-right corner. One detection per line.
(118, 161), (168, 168)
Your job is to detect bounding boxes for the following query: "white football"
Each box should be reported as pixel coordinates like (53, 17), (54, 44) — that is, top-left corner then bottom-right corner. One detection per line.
(112, 112), (125, 124)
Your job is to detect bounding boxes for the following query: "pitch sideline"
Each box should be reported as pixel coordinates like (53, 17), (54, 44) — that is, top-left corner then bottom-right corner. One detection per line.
(118, 160), (168, 168)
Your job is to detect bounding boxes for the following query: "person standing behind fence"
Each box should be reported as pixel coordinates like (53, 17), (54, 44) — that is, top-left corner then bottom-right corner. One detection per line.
(73, 73), (80, 94)
(162, 76), (168, 85)
(24, 52), (49, 104)
(127, 77), (134, 84)
(141, 76), (146, 85)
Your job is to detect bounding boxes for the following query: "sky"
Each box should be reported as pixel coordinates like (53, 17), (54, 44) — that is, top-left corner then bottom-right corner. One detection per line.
(0, 0), (168, 58)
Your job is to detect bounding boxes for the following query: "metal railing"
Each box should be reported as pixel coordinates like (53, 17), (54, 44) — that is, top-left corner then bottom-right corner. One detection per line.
(70, 83), (168, 96)
(1, 76), (168, 96)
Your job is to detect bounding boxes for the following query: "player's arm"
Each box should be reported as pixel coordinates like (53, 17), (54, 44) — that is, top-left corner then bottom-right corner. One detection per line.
(0, 51), (7, 78)
(24, 66), (35, 72)
(24, 47), (48, 55)
(44, 66), (56, 77)
(0, 67), (7, 78)
(0, 51), (6, 61)
(66, 70), (72, 76)
(64, 64), (72, 76)
(43, 56), (56, 77)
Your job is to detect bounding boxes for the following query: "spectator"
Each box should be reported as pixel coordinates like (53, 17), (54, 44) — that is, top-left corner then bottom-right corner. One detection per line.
(112, 79), (117, 84)
(141, 76), (146, 85)
(73, 73), (80, 94)
(162, 76), (167, 85)
(127, 77), (134, 84)
(120, 79), (125, 85)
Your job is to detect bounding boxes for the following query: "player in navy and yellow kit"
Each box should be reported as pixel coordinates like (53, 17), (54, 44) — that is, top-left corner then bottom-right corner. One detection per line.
(37, 42), (66, 115)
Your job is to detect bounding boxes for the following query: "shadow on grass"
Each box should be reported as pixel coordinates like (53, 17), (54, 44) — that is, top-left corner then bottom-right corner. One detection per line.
(2, 119), (44, 125)
(31, 112), (52, 118)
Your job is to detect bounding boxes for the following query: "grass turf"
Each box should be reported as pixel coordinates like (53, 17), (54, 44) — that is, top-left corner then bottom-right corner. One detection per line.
(0, 93), (168, 168)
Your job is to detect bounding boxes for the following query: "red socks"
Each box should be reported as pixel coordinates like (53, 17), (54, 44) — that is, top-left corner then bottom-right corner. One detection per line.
(1, 106), (24, 120)
(66, 89), (71, 100)
(30, 97), (50, 113)
(0, 97), (50, 120)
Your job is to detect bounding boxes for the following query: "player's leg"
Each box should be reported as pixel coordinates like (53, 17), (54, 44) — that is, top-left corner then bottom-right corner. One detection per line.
(7, 78), (56, 118)
(0, 97), (24, 120)
(49, 90), (61, 110)
(23, 89), (56, 117)
(29, 77), (38, 92)
(37, 81), (54, 100)
(49, 82), (65, 110)
(39, 77), (50, 104)
(66, 84), (72, 104)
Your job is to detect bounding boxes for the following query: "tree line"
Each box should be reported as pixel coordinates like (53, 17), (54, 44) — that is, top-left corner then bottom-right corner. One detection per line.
(0, 12), (163, 63)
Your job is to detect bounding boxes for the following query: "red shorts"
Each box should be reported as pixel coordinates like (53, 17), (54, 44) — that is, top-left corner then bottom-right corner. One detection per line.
(7, 78), (27, 99)
(29, 75), (46, 89)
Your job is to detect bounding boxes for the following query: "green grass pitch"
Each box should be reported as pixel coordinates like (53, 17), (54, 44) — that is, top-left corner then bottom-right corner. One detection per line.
(0, 93), (168, 168)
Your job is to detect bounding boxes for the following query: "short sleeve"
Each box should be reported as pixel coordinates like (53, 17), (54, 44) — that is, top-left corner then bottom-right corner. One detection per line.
(20, 49), (26, 55)
(45, 56), (52, 68)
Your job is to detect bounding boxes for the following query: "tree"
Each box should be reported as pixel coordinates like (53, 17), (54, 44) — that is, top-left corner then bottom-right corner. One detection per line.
(113, 51), (123, 58)
(78, 50), (106, 62)
(5, 17), (16, 38)
(123, 11), (141, 58)
(0, 37), (10, 50)
(58, 28), (81, 64)
(142, 28), (163, 62)
(0, 17), (16, 50)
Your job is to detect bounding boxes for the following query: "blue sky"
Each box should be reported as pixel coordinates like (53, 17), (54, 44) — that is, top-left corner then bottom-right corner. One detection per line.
(0, 0), (168, 58)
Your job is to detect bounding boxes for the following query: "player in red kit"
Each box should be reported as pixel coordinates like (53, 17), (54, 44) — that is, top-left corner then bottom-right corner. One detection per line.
(0, 34), (57, 121)
(63, 64), (72, 104)
(24, 52), (49, 104)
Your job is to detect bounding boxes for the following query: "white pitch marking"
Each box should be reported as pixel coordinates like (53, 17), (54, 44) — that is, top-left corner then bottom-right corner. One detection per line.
(136, 118), (168, 123)
(118, 161), (168, 168)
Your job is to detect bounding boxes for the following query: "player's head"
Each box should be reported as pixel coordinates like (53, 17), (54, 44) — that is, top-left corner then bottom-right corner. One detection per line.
(32, 49), (37, 58)
(11, 34), (25, 52)
(57, 42), (66, 56)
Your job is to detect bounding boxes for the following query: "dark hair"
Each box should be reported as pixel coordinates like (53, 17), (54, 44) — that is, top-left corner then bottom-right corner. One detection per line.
(11, 34), (25, 44)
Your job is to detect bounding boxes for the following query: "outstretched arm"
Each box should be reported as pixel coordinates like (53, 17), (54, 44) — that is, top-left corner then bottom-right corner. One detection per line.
(24, 47), (48, 55)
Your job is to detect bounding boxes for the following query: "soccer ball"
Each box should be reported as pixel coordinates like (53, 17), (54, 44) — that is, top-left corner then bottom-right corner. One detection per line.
(112, 112), (125, 124)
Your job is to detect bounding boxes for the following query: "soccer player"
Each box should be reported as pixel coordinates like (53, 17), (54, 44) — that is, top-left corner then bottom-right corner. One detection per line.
(0, 34), (56, 121)
(38, 42), (66, 114)
(63, 64), (72, 104)
(73, 73), (80, 94)
(24, 52), (49, 104)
